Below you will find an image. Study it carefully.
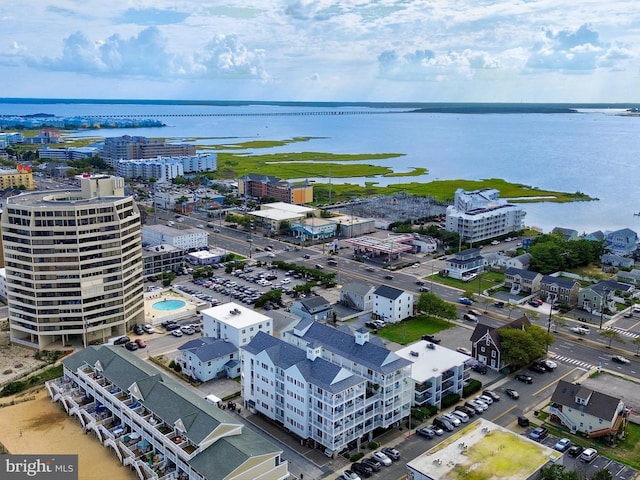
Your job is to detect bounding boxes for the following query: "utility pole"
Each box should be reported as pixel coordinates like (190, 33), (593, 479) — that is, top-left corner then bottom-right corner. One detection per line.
(599, 288), (608, 329)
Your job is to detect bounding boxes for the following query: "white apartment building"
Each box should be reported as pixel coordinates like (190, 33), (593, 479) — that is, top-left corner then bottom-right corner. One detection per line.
(2, 174), (144, 349)
(261, 319), (413, 451)
(142, 224), (209, 252)
(46, 346), (289, 480)
(372, 285), (415, 323)
(242, 332), (367, 453)
(202, 302), (273, 348)
(395, 341), (471, 408)
(0, 268), (7, 301)
(445, 188), (526, 243)
(116, 158), (184, 182)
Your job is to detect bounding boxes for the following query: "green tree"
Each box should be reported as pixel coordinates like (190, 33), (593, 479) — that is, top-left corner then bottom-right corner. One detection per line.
(161, 270), (176, 287)
(591, 469), (613, 480)
(417, 293), (457, 320)
(499, 326), (547, 368)
(598, 329), (625, 348)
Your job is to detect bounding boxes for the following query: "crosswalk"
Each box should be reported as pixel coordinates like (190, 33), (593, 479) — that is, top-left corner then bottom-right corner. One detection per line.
(607, 326), (640, 339)
(547, 354), (595, 370)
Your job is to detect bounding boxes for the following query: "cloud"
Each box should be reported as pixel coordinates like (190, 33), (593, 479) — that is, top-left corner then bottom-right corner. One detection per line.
(526, 24), (630, 72)
(116, 7), (190, 26)
(31, 27), (173, 77)
(190, 34), (269, 80)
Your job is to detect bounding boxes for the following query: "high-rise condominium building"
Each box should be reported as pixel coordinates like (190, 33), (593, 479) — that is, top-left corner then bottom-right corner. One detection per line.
(1, 174), (144, 349)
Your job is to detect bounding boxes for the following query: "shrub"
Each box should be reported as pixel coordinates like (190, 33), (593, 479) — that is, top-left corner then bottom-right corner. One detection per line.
(441, 393), (461, 408)
(463, 379), (482, 397)
(368, 441), (379, 450)
(350, 452), (364, 462)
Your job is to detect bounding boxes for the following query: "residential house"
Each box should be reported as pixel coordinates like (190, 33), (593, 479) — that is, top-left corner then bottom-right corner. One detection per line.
(395, 341), (471, 408)
(470, 316), (532, 371)
(583, 231), (605, 242)
(549, 380), (628, 438)
(201, 302), (273, 348)
(445, 248), (484, 280)
(46, 346), (289, 480)
(617, 269), (640, 286)
(579, 280), (633, 314)
(176, 337), (240, 382)
(290, 295), (333, 322)
(241, 332), (367, 453)
(540, 276), (580, 308)
(281, 319), (412, 437)
(372, 285), (415, 323)
(505, 252), (532, 270)
(504, 268), (542, 295)
(605, 228), (639, 257)
(339, 281), (375, 312)
(552, 227), (579, 241)
(601, 253), (634, 269)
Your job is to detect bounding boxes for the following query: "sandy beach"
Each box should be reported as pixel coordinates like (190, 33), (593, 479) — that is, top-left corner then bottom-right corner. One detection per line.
(0, 389), (136, 480)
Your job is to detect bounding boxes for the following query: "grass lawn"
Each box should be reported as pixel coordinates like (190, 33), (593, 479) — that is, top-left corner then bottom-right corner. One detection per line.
(430, 271), (505, 294)
(376, 315), (454, 345)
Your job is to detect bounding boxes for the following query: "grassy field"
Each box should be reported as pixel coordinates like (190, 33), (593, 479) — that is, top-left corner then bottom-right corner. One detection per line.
(430, 271), (506, 294)
(376, 315), (454, 345)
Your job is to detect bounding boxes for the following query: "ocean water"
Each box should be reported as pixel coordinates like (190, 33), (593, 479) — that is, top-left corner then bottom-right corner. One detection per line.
(1, 100), (639, 234)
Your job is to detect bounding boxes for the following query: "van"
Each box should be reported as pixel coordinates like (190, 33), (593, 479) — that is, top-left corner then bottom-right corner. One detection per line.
(204, 394), (221, 405)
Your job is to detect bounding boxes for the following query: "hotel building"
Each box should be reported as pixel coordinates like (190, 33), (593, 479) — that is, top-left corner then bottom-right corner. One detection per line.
(1, 174), (144, 349)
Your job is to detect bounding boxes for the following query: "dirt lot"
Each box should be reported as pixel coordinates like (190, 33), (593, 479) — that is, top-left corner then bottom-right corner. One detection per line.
(0, 319), (48, 389)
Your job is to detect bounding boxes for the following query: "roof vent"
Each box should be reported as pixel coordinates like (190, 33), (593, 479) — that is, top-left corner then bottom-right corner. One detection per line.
(410, 351), (419, 357)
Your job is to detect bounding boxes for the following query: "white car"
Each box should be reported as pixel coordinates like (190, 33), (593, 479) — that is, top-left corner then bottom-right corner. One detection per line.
(341, 470), (361, 480)
(281, 278), (291, 284)
(490, 240), (500, 245)
(476, 394), (493, 405)
(171, 330), (183, 337)
(542, 359), (557, 370)
(442, 412), (462, 426)
(470, 399), (488, 411)
(372, 451), (392, 466)
(142, 324), (155, 334)
(451, 410), (469, 423)
(570, 326), (590, 335)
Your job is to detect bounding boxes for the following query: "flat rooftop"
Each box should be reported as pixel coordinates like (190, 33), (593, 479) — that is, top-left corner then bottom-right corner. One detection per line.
(396, 341), (471, 382)
(407, 419), (561, 480)
(202, 302), (272, 328)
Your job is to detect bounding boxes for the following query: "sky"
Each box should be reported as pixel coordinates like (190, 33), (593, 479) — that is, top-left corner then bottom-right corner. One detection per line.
(2, 1), (639, 103)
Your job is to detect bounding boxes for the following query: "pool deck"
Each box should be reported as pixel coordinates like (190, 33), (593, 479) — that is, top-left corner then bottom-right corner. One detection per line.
(144, 289), (201, 325)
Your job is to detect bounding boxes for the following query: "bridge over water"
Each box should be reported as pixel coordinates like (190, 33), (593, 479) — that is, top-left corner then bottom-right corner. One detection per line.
(85, 110), (408, 119)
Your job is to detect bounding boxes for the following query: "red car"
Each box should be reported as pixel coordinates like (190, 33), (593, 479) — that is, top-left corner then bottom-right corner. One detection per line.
(135, 338), (147, 348)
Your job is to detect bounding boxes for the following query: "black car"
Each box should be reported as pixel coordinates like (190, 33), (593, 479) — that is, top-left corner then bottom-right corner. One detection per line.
(494, 301), (505, 308)
(362, 458), (382, 472)
(132, 324), (144, 335)
(124, 341), (139, 351)
(433, 417), (454, 432)
(113, 336), (130, 345)
(471, 363), (488, 374)
(351, 462), (373, 478)
(515, 374), (533, 384)
(416, 280), (426, 286)
(165, 323), (181, 331)
(421, 334), (441, 344)
(567, 445), (584, 458)
(384, 275), (394, 280)
(456, 405), (476, 417)
(529, 362), (547, 374)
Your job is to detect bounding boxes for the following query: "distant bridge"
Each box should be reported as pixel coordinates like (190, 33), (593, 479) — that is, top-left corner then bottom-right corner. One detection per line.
(84, 110), (408, 119)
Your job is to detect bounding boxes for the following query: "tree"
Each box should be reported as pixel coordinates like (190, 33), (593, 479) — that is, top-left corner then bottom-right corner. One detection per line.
(591, 469), (613, 480)
(161, 270), (176, 287)
(499, 326), (547, 368)
(598, 329), (625, 348)
(417, 293), (457, 320)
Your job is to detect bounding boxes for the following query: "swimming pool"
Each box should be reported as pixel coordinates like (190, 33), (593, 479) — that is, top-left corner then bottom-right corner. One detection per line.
(152, 299), (186, 311)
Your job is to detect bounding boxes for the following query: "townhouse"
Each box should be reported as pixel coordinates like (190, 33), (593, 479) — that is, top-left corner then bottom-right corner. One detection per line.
(372, 285), (415, 323)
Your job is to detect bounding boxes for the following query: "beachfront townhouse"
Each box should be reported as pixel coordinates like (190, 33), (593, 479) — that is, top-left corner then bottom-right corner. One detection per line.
(578, 280), (633, 314)
(176, 337), (240, 382)
(47, 346), (289, 480)
(278, 319), (412, 444)
(504, 267), (542, 295)
(445, 248), (484, 280)
(539, 275), (580, 308)
(241, 332), (368, 454)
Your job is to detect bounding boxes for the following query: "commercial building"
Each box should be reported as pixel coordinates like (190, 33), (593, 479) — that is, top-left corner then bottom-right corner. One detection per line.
(142, 224), (209, 252)
(102, 135), (196, 167)
(142, 244), (185, 278)
(202, 302), (273, 348)
(2, 174), (144, 349)
(238, 174), (313, 205)
(445, 188), (526, 243)
(395, 341), (471, 408)
(46, 346), (289, 480)
(0, 164), (35, 190)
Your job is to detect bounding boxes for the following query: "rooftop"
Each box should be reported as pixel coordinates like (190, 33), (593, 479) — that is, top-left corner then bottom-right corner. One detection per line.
(202, 302), (272, 329)
(395, 341), (471, 382)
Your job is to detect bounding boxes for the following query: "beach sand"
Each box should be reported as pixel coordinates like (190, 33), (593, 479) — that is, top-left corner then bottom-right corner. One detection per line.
(0, 389), (136, 480)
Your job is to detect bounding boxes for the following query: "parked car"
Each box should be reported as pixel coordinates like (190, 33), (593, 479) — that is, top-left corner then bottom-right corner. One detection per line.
(351, 462), (372, 478)
(430, 425), (444, 436)
(554, 438), (572, 452)
(433, 416), (454, 432)
(541, 359), (557, 371)
(124, 341), (139, 351)
(341, 470), (361, 480)
(113, 336), (130, 345)
(483, 390), (500, 401)
(381, 447), (400, 461)
(181, 326), (195, 335)
(505, 388), (520, 399)
(515, 374), (533, 384)
(470, 399), (488, 412)
(451, 409), (469, 423)
(421, 334), (441, 344)
(142, 324), (155, 334)
(494, 301), (505, 308)
(442, 412), (462, 426)
(465, 401), (484, 414)
(529, 362), (547, 373)
(165, 323), (181, 331)
(528, 426), (548, 441)
(455, 405), (476, 418)
(567, 445), (584, 458)
(579, 448), (598, 463)
(372, 451), (392, 466)
(134, 338), (147, 348)
(612, 355), (630, 364)
(471, 363), (488, 374)
(362, 458), (382, 472)
(456, 347), (472, 355)
(458, 297), (473, 305)
(476, 394), (493, 406)
(416, 427), (436, 439)
(132, 324), (144, 335)
(171, 329), (183, 337)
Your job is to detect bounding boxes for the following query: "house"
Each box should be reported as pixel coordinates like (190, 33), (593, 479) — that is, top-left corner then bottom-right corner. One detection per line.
(372, 285), (415, 323)
(470, 316), (532, 371)
(552, 227), (579, 241)
(46, 346), (289, 480)
(578, 280), (634, 314)
(201, 302), (273, 348)
(601, 253), (634, 269)
(617, 269), (640, 286)
(241, 332), (367, 454)
(549, 379), (628, 437)
(339, 280), (375, 312)
(395, 341), (471, 408)
(504, 267), (542, 295)
(445, 248), (484, 280)
(583, 230), (605, 242)
(505, 252), (532, 270)
(176, 337), (240, 382)
(540, 275), (580, 308)
(605, 228), (639, 257)
(290, 295), (333, 322)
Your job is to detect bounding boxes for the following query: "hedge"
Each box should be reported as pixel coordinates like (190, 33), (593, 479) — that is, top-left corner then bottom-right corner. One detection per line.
(462, 379), (482, 397)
